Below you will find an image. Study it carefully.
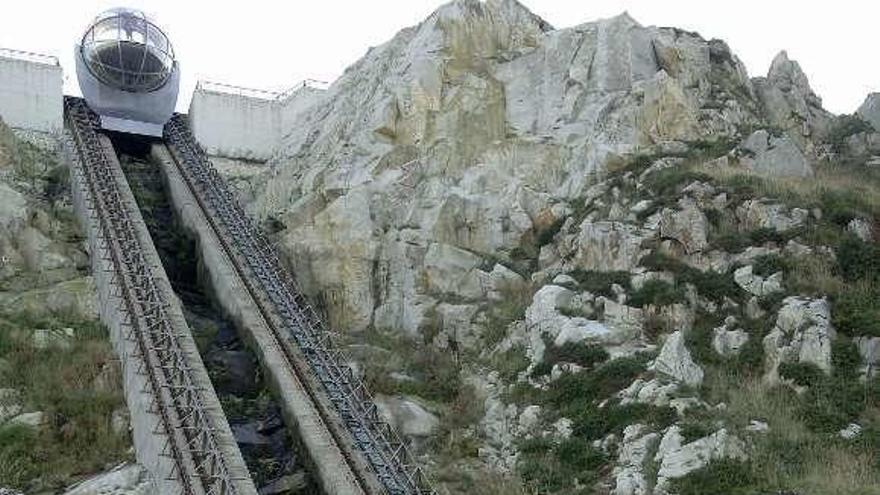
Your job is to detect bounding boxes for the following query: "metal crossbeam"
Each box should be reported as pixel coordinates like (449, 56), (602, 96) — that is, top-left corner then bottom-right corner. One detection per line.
(64, 98), (238, 495)
(164, 115), (437, 495)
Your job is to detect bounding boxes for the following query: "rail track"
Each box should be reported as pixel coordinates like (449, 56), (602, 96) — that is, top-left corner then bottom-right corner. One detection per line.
(163, 115), (437, 495)
(65, 93), (436, 495)
(64, 97), (242, 495)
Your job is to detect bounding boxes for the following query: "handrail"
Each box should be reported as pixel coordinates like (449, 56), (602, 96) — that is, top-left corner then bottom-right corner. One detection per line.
(0, 47), (59, 66)
(195, 78), (330, 102)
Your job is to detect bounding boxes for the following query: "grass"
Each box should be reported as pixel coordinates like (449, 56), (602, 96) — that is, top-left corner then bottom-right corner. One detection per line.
(694, 364), (880, 495)
(482, 279), (535, 347)
(0, 311), (130, 491)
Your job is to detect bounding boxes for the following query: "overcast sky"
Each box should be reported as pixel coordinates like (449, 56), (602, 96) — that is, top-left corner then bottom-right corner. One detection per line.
(0, 1), (875, 114)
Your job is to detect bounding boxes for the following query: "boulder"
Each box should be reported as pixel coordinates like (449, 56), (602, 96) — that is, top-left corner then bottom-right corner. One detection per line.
(654, 426), (746, 490)
(568, 221), (653, 272)
(654, 331), (703, 387)
(8, 411), (44, 428)
(525, 285), (642, 366)
(764, 297), (836, 383)
(612, 424), (659, 495)
(857, 93), (880, 131)
(847, 218), (873, 243)
(712, 327), (749, 357)
(738, 130), (812, 177)
(733, 265), (783, 297)
(659, 198), (708, 254)
(753, 51), (833, 151)
(63, 464), (155, 495)
(374, 395), (439, 438)
(736, 199), (808, 233)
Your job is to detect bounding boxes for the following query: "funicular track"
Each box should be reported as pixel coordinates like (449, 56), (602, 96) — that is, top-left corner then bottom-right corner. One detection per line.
(64, 97), (245, 495)
(162, 115), (437, 495)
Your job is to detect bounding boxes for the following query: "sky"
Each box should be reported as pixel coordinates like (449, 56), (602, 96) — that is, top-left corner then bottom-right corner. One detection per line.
(0, 0), (876, 115)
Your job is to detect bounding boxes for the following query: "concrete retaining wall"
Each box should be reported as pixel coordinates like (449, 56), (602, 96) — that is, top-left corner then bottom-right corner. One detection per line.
(187, 83), (325, 161)
(0, 50), (62, 133)
(188, 88), (279, 161)
(152, 144), (366, 495)
(67, 131), (257, 495)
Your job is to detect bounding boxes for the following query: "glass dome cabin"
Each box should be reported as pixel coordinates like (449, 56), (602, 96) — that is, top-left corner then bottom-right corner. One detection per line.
(75, 8), (180, 136)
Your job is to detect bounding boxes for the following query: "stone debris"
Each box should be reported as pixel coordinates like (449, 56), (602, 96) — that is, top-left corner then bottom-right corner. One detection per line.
(764, 297), (836, 383)
(612, 424), (659, 495)
(654, 426), (747, 491)
(733, 265), (783, 298)
(654, 331), (704, 387)
(63, 464), (155, 495)
(839, 423), (862, 440)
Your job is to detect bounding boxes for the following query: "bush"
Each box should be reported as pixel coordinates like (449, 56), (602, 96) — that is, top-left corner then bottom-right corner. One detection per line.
(627, 279), (687, 308)
(670, 459), (759, 495)
(778, 362), (824, 388)
(832, 283), (880, 337)
(517, 436), (606, 494)
(568, 269), (631, 297)
(827, 115), (873, 153)
(837, 237), (880, 283)
(572, 402), (677, 441)
(751, 254), (787, 278)
(544, 355), (650, 417)
(640, 251), (743, 303)
(531, 341), (608, 378)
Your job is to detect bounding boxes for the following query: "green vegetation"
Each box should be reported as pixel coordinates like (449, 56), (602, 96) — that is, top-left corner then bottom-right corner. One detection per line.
(518, 437), (605, 494)
(627, 279), (687, 308)
(530, 340), (608, 378)
(827, 115), (873, 154)
(0, 311), (130, 491)
(568, 269), (631, 297)
(670, 460), (757, 495)
(482, 279), (535, 347)
(640, 251), (742, 303)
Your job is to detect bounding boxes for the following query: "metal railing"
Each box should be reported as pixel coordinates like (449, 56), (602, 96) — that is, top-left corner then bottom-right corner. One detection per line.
(0, 47), (59, 66)
(164, 115), (436, 495)
(64, 97), (240, 495)
(195, 79), (329, 102)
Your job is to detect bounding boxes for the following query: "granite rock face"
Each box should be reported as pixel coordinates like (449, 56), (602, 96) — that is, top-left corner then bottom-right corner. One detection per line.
(254, 0), (770, 341)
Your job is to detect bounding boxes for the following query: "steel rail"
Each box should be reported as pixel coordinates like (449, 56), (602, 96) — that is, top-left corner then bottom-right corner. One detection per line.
(64, 97), (240, 495)
(163, 115), (437, 495)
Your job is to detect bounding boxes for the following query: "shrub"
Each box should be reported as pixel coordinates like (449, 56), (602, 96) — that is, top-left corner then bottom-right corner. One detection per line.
(670, 460), (759, 495)
(627, 279), (687, 308)
(517, 437), (606, 494)
(832, 282), (880, 337)
(778, 362), (824, 388)
(491, 345), (530, 383)
(837, 237), (880, 283)
(572, 402), (677, 441)
(531, 341), (608, 378)
(827, 115), (873, 153)
(568, 269), (631, 297)
(640, 251), (743, 303)
(751, 254), (787, 278)
(544, 355), (650, 417)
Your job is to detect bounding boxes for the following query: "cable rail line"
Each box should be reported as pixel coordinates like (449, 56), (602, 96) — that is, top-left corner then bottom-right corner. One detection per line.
(163, 115), (437, 495)
(64, 93), (437, 495)
(64, 96), (241, 495)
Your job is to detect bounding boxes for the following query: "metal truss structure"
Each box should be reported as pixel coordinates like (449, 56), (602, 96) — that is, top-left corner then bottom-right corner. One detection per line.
(164, 115), (437, 495)
(64, 97), (239, 495)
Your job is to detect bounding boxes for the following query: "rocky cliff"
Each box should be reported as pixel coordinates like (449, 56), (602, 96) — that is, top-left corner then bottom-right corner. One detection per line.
(241, 1), (880, 493)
